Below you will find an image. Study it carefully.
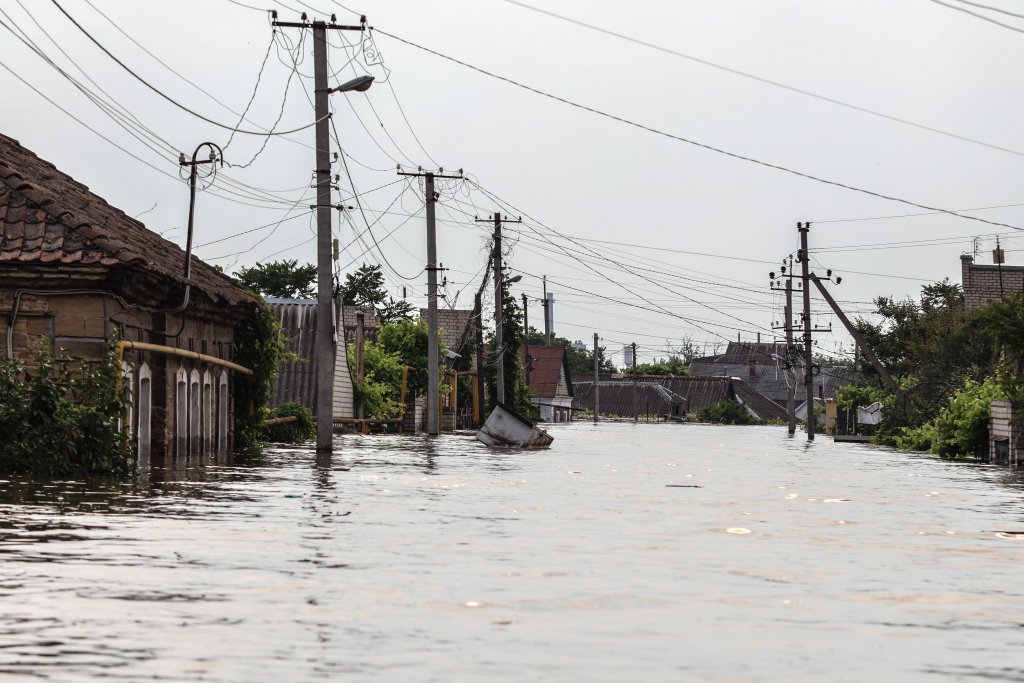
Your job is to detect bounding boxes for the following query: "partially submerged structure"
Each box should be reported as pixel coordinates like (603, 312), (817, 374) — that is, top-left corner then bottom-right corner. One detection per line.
(0, 134), (257, 461)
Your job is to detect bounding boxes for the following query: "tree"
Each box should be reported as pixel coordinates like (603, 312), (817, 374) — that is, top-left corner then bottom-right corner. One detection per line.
(525, 329), (616, 374)
(634, 355), (688, 376)
(235, 260), (316, 299)
(337, 263), (414, 324)
(484, 270), (537, 419)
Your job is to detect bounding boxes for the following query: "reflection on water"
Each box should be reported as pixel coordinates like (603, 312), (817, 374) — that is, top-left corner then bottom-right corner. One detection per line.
(1, 424), (1024, 681)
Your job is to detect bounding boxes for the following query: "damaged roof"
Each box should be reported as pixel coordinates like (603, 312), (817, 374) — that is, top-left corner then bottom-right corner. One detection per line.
(0, 133), (253, 307)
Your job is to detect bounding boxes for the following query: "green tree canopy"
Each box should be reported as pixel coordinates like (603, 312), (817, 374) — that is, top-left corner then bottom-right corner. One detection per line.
(235, 260), (316, 299)
(337, 263), (414, 324)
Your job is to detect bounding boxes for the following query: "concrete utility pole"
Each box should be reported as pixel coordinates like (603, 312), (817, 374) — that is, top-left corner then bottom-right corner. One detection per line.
(474, 292), (485, 425)
(785, 270), (796, 435)
(399, 168), (464, 434)
(542, 276), (551, 344)
(494, 213), (505, 404)
(473, 212), (521, 405)
(799, 222), (814, 440)
(522, 293), (531, 387)
(355, 311), (365, 419)
(593, 332), (600, 423)
(632, 341), (638, 423)
(273, 13), (371, 453)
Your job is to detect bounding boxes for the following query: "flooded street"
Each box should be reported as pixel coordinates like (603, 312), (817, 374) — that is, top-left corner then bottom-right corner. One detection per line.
(2, 422), (1024, 682)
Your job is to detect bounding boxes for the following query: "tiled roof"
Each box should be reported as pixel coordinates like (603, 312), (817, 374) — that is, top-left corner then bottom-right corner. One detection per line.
(639, 375), (735, 413)
(522, 344), (571, 399)
(0, 133), (251, 306)
(732, 379), (789, 421)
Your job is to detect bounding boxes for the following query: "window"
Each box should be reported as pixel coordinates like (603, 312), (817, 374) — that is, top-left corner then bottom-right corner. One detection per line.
(189, 369), (201, 456)
(176, 366), (188, 459)
(202, 370), (213, 454)
(138, 363), (152, 465)
(217, 371), (229, 454)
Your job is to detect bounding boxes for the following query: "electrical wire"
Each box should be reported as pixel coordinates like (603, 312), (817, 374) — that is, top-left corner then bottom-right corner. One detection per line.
(925, 0), (1024, 33)
(49, 0), (327, 137)
(949, 0), (1024, 20)
(374, 28), (1024, 233)
(502, 0), (1024, 160)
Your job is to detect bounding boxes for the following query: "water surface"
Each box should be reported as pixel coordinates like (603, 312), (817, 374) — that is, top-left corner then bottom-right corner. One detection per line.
(2, 423), (1023, 681)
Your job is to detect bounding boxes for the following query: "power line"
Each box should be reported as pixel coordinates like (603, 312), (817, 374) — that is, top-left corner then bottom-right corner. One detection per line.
(503, 0), (1024, 159)
(373, 28), (1024, 233)
(949, 0), (1024, 20)
(814, 201), (1024, 224)
(49, 0), (325, 137)
(926, 0), (1024, 33)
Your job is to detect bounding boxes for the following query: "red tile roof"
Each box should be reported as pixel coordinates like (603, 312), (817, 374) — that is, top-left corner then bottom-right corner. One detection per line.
(0, 133), (252, 307)
(522, 344), (571, 399)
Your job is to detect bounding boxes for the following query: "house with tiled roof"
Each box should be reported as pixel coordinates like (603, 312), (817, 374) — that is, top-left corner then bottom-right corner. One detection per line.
(522, 344), (574, 422)
(0, 133), (256, 462)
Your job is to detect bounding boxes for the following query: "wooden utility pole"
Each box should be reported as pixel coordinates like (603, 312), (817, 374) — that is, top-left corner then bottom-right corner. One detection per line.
(399, 168), (463, 434)
(798, 222), (815, 440)
(355, 311), (365, 419)
(593, 332), (600, 423)
(542, 276), (551, 344)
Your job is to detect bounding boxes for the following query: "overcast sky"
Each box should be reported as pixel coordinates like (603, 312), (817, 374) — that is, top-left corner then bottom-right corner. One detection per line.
(4, 0), (1023, 367)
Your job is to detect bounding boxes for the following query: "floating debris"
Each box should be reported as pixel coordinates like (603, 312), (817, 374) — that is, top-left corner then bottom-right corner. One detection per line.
(725, 527), (752, 535)
(666, 484), (703, 488)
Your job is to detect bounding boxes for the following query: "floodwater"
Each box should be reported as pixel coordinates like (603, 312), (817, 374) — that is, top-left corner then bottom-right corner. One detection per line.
(2, 423), (1024, 682)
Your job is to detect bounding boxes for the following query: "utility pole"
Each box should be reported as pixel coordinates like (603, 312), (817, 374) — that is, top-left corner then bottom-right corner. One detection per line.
(273, 12), (370, 453)
(632, 341), (638, 423)
(522, 293), (531, 387)
(542, 277), (552, 345)
(593, 332), (600, 423)
(399, 168), (464, 434)
(474, 292), (486, 426)
(355, 311), (365, 419)
(798, 222), (815, 440)
(784, 270), (796, 435)
(474, 212), (521, 405)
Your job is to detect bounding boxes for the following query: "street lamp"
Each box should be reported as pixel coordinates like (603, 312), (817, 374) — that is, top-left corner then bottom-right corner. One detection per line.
(313, 66), (374, 454)
(328, 75), (374, 94)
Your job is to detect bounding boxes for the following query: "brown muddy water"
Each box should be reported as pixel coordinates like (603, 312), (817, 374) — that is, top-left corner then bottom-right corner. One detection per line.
(1, 422), (1024, 682)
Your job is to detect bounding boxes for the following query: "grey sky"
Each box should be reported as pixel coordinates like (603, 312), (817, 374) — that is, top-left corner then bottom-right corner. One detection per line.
(4, 0), (1022, 367)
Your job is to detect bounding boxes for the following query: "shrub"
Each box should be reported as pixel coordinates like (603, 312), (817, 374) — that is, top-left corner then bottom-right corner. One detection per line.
(695, 400), (759, 425)
(266, 402), (315, 443)
(0, 344), (133, 477)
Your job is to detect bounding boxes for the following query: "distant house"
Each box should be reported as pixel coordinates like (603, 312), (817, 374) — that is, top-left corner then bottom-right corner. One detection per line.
(0, 133), (257, 461)
(961, 253), (1024, 311)
(522, 344), (574, 422)
(689, 341), (858, 407)
(573, 380), (684, 420)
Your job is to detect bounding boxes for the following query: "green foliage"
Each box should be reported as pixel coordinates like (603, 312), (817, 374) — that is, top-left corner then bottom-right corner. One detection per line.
(854, 279), (994, 420)
(525, 329), (616, 373)
(233, 299), (285, 452)
(634, 355), (688, 376)
(892, 377), (1004, 457)
(266, 402), (315, 443)
(834, 383), (887, 413)
(485, 272), (536, 418)
(337, 263), (413, 324)
(376, 319), (431, 398)
(0, 343), (133, 477)
(348, 340), (403, 419)
(235, 259), (316, 299)
(695, 400), (759, 425)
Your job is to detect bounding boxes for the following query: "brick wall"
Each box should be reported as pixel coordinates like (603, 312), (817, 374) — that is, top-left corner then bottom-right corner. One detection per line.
(419, 308), (473, 351)
(961, 254), (1024, 311)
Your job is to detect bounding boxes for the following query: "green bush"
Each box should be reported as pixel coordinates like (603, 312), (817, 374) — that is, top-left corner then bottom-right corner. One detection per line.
(694, 400), (759, 425)
(266, 402), (315, 443)
(233, 299), (285, 452)
(893, 377), (1004, 458)
(0, 344), (133, 477)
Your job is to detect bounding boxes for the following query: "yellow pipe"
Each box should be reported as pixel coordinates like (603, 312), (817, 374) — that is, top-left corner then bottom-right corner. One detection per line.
(114, 340), (253, 394)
